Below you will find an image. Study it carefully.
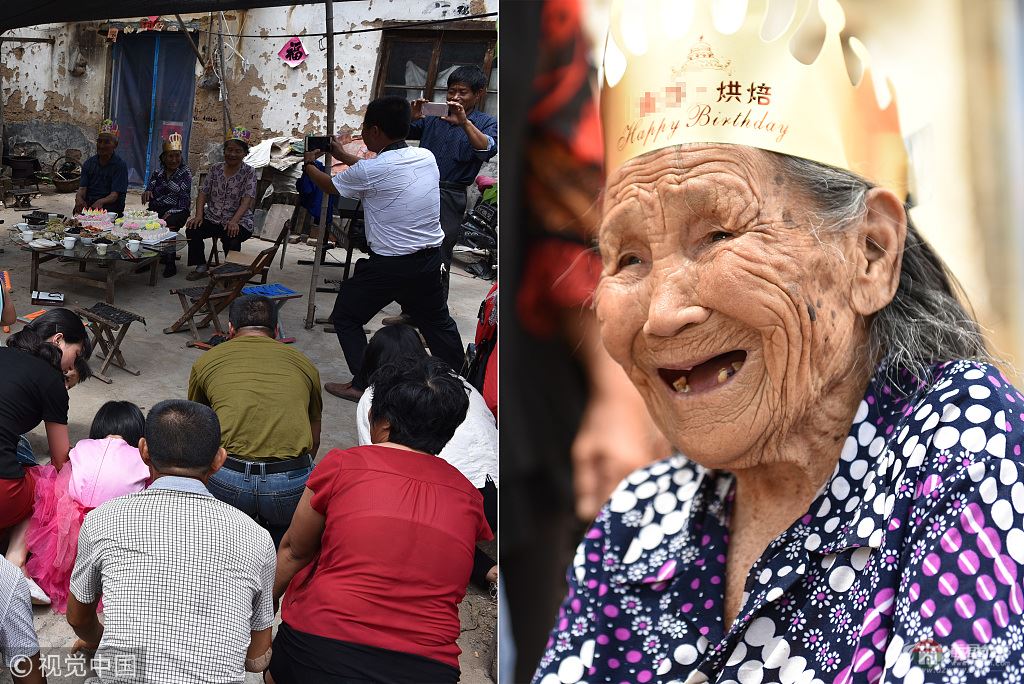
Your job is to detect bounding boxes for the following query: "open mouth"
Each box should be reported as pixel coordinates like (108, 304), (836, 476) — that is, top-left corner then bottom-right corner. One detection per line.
(658, 350), (747, 395)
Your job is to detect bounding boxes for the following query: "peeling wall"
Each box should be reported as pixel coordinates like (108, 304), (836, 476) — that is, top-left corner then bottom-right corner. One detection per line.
(3, 1), (496, 175)
(2, 23), (110, 163)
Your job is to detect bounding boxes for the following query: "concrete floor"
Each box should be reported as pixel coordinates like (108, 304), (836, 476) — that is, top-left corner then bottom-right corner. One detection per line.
(1, 188), (496, 683)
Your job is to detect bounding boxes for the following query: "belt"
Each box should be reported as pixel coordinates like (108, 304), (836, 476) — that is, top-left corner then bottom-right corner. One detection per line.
(439, 181), (469, 191)
(223, 453), (312, 474)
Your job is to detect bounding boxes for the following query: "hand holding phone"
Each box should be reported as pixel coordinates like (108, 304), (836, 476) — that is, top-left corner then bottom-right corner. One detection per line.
(421, 101), (450, 118)
(305, 135), (331, 154)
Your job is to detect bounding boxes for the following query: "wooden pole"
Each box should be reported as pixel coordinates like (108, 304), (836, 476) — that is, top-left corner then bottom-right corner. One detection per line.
(174, 15), (206, 69)
(217, 12), (232, 137)
(305, 1), (335, 329)
(0, 34), (6, 163)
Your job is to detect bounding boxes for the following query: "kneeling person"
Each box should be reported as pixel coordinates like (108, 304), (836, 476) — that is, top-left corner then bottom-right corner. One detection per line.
(188, 295), (322, 545)
(67, 400), (275, 682)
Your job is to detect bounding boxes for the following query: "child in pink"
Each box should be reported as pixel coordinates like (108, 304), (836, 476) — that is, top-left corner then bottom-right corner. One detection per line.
(24, 401), (149, 612)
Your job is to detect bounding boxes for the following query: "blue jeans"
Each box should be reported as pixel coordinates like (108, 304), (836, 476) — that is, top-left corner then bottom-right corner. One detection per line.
(207, 459), (312, 547)
(15, 436), (37, 467)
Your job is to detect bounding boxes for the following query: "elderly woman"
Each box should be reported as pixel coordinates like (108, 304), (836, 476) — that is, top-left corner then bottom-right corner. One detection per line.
(184, 127), (257, 280)
(269, 356), (492, 683)
(534, 3), (1024, 683)
(142, 134), (192, 277)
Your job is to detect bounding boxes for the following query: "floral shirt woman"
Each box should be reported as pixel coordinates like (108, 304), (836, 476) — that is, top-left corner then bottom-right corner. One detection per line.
(535, 360), (1024, 684)
(201, 162), (257, 232)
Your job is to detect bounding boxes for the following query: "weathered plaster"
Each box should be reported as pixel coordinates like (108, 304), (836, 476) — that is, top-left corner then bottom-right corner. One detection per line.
(4, 1), (496, 174)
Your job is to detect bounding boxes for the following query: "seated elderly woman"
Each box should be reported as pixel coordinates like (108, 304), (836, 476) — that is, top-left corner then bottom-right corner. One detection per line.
(184, 127), (257, 281)
(142, 134), (192, 277)
(535, 3), (1024, 683)
(269, 356), (492, 683)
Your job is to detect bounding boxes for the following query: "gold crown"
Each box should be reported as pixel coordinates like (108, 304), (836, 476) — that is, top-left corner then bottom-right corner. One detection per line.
(601, 0), (909, 200)
(163, 132), (183, 152)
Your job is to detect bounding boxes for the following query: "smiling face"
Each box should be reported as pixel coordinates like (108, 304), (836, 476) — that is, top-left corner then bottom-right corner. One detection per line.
(595, 144), (886, 470)
(447, 82), (482, 113)
(162, 149), (182, 171)
(223, 140), (247, 166)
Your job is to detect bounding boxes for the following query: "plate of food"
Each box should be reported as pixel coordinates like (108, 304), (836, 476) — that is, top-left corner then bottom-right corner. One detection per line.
(28, 238), (58, 248)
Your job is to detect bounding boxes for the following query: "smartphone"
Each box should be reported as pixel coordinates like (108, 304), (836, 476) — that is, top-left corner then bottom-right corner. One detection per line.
(305, 135), (331, 153)
(422, 101), (450, 118)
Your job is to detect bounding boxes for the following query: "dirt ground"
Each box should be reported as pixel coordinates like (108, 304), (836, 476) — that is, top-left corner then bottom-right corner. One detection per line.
(0, 187), (497, 683)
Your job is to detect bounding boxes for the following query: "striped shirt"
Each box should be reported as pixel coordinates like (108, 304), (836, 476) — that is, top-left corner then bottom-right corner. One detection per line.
(408, 109), (498, 186)
(70, 476), (276, 684)
(0, 556), (39, 670)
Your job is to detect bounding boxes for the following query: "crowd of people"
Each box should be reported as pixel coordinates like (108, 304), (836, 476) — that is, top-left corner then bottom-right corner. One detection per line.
(0, 63), (499, 684)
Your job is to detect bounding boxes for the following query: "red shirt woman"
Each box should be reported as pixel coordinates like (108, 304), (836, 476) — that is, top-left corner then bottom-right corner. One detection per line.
(269, 357), (492, 683)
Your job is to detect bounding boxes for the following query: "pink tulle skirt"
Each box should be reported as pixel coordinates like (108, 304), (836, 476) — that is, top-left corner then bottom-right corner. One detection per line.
(24, 465), (92, 614)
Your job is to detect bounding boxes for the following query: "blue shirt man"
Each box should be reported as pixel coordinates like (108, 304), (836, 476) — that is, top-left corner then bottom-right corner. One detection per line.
(404, 65), (497, 303)
(75, 122), (129, 215)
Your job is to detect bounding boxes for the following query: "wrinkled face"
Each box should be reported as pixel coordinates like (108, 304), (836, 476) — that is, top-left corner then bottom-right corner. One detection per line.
(596, 144), (873, 469)
(162, 150), (182, 171)
(96, 135), (117, 156)
(447, 82), (482, 112)
(223, 141), (246, 164)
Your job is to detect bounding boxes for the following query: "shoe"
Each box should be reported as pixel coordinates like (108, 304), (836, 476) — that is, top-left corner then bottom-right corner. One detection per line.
(185, 269), (209, 281)
(381, 313), (412, 326)
(163, 263), (178, 278)
(24, 576), (51, 606)
(324, 382), (364, 403)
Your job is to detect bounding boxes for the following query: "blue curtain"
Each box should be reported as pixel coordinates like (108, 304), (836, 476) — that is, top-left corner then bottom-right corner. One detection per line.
(110, 34), (197, 187)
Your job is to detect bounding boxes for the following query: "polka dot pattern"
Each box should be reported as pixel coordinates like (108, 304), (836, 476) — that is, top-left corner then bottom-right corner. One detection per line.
(534, 361), (1024, 684)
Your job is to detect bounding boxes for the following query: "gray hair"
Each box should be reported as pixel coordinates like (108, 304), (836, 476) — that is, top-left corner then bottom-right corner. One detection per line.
(771, 153), (991, 382)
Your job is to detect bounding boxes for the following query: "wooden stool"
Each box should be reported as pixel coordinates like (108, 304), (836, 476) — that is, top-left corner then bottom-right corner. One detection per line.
(7, 190), (40, 209)
(73, 303), (146, 384)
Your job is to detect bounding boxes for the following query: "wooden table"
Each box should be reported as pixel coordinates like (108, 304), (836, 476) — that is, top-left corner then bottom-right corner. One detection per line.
(20, 236), (186, 304)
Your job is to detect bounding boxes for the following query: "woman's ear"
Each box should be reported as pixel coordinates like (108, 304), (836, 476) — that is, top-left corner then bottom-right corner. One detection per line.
(368, 412), (391, 444)
(849, 188), (906, 317)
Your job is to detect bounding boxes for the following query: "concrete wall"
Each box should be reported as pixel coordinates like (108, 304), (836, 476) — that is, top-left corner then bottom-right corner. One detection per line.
(2, 1), (496, 173)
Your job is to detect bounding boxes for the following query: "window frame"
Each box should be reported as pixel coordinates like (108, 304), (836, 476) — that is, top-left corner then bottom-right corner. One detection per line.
(372, 23), (497, 112)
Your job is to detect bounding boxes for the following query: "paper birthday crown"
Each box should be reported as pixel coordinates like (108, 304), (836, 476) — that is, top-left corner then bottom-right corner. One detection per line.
(98, 119), (119, 138)
(162, 132), (183, 152)
(601, 0), (910, 200)
(226, 126), (253, 145)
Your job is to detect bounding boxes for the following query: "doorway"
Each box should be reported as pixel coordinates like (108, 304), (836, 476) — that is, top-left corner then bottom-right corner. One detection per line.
(110, 33), (197, 187)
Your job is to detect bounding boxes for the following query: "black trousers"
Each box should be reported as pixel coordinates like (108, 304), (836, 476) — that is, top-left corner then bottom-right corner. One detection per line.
(330, 247), (464, 385)
(185, 218), (252, 266)
(438, 185), (468, 301)
(269, 623), (459, 684)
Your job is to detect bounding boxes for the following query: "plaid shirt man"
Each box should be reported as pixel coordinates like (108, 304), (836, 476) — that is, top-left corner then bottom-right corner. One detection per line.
(0, 557), (39, 673)
(70, 476), (275, 683)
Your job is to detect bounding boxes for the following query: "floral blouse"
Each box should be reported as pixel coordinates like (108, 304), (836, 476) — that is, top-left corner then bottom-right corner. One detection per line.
(535, 361), (1024, 684)
(145, 165), (192, 215)
(201, 162), (257, 230)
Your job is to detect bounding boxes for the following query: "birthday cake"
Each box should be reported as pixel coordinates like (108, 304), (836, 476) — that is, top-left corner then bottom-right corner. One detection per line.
(113, 215), (172, 241)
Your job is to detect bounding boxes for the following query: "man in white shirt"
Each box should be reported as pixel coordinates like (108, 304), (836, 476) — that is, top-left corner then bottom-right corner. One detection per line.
(302, 96), (465, 402)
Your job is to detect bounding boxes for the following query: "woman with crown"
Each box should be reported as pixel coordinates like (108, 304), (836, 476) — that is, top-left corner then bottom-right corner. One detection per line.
(534, 1), (1024, 682)
(142, 133), (193, 277)
(184, 127), (258, 280)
